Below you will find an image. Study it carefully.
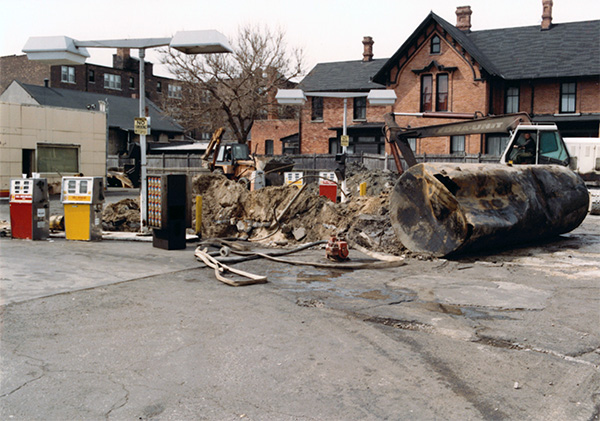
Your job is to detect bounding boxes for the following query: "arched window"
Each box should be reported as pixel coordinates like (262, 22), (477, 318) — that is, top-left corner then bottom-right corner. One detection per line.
(430, 36), (441, 54)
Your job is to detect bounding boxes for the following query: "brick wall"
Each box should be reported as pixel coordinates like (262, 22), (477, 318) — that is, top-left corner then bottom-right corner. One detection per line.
(390, 29), (489, 154)
(251, 119), (298, 154)
(0, 55), (50, 93)
(1, 54), (173, 104)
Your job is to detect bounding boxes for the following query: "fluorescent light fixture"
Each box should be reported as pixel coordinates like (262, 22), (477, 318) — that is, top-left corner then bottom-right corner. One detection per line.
(275, 89), (307, 105)
(367, 89), (397, 106)
(170, 30), (232, 54)
(22, 36), (90, 65)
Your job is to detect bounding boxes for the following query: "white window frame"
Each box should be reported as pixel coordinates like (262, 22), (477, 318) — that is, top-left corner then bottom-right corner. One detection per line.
(61, 66), (75, 84)
(104, 74), (122, 90)
(168, 84), (182, 99)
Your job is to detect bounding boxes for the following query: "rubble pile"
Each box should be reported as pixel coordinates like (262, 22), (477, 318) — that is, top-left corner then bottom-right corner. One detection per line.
(344, 162), (397, 196)
(192, 170), (405, 255)
(97, 167), (406, 255)
(102, 198), (141, 232)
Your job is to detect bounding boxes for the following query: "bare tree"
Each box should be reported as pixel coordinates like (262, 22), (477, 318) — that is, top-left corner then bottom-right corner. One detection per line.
(161, 25), (304, 143)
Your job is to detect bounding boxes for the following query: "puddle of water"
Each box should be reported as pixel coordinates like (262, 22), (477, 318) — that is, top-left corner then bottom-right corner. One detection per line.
(354, 290), (390, 300)
(296, 269), (345, 284)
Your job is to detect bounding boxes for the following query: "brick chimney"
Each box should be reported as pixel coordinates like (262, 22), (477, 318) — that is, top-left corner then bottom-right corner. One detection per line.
(456, 6), (472, 32)
(541, 0), (553, 30)
(362, 36), (374, 62)
(113, 48), (131, 70)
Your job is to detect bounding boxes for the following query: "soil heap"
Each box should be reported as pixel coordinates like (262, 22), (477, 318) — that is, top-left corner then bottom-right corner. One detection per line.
(192, 170), (405, 255)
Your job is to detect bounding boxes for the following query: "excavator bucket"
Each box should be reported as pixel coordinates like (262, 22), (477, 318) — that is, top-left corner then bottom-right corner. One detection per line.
(389, 163), (589, 257)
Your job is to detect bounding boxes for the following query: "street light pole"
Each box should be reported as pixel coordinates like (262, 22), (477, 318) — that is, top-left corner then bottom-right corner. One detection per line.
(23, 31), (233, 233)
(341, 98), (348, 202)
(138, 48), (148, 230)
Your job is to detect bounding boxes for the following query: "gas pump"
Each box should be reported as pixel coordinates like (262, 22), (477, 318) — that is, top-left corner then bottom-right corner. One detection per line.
(9, 177), (49, 240)
(147, 174), (190, 250)
(61, 176), (104, 241)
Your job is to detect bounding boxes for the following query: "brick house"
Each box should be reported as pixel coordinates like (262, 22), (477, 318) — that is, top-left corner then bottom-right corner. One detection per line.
(251, 36), (390, 156)
(0, 48), (182, 110)
(374, 2), (600, 156)
(252, 1), (599, 158)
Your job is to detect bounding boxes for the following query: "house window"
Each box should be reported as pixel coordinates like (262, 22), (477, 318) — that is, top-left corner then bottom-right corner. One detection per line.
(486, 135), (509, 156)
(407, 138), (417, 153)
(353, 136), (384, 155)
(104, 74), (121, 90)
(37, 144), (79, 173)
(430, 36), (441, 54)
(436, 74), (448, 111)
(353, 97), (367, 120)
(129, 77), (135, 89)
(265, 139), (274, 155)
(505, 86), (520, 114)
(168, 84), (182, 99)
(451, 135), (465, 154)
(329, 138), (339, 154)
(157, 82), (162, 93)
(560, 82), (576, 113)
(88, 70), (95, 83)
(61, 66), (75, 83)
(283, 136), (300, 154)
(421, 75), (433, 112)
(311, 97), (323, 121)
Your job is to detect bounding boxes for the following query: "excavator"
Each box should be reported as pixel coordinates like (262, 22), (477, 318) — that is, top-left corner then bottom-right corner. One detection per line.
(383, 112), (590, 257)
(202, 128), (295, 188)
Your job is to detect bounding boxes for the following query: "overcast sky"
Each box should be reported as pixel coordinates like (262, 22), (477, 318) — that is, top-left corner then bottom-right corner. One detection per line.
(2, 0), (599, 78)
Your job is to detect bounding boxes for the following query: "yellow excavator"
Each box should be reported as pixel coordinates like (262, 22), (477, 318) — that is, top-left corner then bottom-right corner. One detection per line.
(202, 128), (294, 188)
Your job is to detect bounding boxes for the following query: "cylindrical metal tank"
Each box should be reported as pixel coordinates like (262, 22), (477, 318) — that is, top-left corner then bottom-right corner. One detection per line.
(389, 163), (589, 256)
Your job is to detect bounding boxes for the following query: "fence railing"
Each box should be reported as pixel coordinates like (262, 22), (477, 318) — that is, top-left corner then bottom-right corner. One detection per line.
(108, 152), (502, 176)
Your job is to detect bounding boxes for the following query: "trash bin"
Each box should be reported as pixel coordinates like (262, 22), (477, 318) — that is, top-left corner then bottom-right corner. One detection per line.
(61, 176), (104, 241)
(9, 177), (49, 240)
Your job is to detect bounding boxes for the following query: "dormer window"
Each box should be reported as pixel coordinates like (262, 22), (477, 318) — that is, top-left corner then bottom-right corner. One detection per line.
(430, 36), (441, 54)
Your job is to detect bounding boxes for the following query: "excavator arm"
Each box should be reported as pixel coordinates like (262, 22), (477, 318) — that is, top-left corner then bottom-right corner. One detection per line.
(384, 112), (532, 171)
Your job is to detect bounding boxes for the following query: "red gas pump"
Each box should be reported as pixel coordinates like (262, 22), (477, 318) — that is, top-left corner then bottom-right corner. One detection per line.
(9, 178), (49, 240)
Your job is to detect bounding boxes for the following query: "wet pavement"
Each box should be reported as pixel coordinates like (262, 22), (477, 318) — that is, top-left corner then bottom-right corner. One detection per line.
(1, 196), (599, 419)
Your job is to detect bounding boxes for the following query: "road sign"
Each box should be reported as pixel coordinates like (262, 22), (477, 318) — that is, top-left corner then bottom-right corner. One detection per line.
(340, 135), (350, 147)
(134, 117), (148, 135)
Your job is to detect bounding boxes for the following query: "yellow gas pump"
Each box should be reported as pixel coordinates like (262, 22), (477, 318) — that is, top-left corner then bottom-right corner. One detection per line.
(61, 176), (104, 241)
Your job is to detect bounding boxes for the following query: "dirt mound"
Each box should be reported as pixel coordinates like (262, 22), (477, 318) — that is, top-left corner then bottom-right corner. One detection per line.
(192, 171), (405, 255)
(99, 168), (406, 255)
(102, 198), (141, 232)
(345, 162), (398, 197)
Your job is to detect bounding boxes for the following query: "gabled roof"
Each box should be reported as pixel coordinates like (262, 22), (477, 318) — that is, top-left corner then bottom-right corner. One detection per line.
(467, 19), (600, 80)
(15, 81), (183, 133)
(373, 12), (600, 84)
(298, 58), (387, 92)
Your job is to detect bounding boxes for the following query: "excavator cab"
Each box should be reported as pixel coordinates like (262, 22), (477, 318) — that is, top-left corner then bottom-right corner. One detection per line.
(502, 124), (570, 166)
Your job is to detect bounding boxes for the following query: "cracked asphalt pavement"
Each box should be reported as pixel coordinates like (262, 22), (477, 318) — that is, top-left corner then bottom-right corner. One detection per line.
(1, 209), (599, 420)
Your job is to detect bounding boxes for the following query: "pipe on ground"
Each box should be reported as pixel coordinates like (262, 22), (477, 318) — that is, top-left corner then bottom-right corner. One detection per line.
(389, 163), (589, 257)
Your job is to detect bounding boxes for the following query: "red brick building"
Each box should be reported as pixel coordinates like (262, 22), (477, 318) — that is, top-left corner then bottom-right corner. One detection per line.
(252, 2), (600, 158)
(1, 49), (180, 106)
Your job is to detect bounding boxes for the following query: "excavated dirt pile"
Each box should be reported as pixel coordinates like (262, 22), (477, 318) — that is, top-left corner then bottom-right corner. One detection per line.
(102, 198), (141, 232)
(99, 165), (406, 255)
(192, 169), (405, 255)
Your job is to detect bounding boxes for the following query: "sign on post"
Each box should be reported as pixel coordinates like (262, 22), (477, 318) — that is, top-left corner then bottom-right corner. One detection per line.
(340, 135), (350, 148)
(134, 117), (148, 135)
